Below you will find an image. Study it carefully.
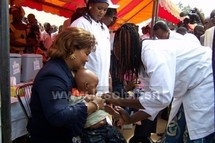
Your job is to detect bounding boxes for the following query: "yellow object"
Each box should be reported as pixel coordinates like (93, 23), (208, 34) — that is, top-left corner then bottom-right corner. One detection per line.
(10, 86), (17, 97)
(10, 86), (25, 97)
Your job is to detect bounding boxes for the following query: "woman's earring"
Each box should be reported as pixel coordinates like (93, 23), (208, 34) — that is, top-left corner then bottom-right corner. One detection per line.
(89, 6), (92, 10)
(70, 54), (76, 60)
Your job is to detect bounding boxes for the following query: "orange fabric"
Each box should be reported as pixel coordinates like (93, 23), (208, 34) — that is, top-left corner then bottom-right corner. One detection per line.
(71, 88), (85, 97)
(14, 0), (181, 29)
(42, 5), (61, 15)
(35, 48), (47, 63)
(122, 0), (154, 23)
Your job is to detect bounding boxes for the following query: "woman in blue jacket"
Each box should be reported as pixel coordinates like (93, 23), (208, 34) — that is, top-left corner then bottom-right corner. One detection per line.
(27, 27), (105, 143)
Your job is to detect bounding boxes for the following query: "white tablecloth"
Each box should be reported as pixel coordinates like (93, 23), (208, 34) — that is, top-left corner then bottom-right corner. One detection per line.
(0, 97), (28, 142)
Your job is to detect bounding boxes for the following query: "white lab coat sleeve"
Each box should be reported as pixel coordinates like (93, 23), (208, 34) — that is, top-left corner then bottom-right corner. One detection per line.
(138, 46), (175, 120)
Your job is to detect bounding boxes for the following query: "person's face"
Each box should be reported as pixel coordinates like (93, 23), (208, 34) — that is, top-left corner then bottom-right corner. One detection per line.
(142, 27), (149, 34)
(101, 9), (117, 27)
(89, 3), (108, 21)
(28, 15), (36, 24)
(87, 79), (98, 94)
(70, 48), (91, 70)
(210, 13), (215, 25)
(12, 9), (23, 22)
(154, 29), (169, 39)
(44, 23), (52, 33)
(102, 14), (117, 27)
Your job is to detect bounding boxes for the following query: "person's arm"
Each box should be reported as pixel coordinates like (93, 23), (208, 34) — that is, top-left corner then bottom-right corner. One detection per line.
(103, 45), (174, 121)
(86, 96), (105, 115)
(117, 107), (150, 124)
(36, 76), (103, 135)
(102, 93), (144, 109)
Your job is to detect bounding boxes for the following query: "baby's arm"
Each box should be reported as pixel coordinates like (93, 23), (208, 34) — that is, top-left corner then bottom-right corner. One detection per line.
(84, 95), (120, 118)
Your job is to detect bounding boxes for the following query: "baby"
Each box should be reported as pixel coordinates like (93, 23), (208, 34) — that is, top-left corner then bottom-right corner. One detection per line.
(70, 68), (126, 143)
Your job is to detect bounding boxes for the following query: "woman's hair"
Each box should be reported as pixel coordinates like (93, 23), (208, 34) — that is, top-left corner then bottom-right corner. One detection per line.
(105, 8), (117, 18)
(47, 27), (96, 59)
(112, 23), (142, 82)
(71, 7), (87, 23)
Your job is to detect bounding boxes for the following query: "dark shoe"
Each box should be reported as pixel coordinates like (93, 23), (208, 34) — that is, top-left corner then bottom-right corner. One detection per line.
(129, 136), (154, 143)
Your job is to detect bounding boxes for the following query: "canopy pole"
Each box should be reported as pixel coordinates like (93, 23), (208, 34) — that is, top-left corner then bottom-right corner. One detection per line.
(0, 0), (12, 142)
(150, 0), (159, 39)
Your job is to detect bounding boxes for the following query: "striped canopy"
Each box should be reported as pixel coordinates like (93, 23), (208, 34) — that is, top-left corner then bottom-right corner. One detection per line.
(11, 0), (181, 28)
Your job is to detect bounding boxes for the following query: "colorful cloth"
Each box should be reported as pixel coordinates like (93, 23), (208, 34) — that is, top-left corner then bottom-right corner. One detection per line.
(69, 89), (109, 128)
(158, 106), (215, 143)
(71, 88), (85, 97)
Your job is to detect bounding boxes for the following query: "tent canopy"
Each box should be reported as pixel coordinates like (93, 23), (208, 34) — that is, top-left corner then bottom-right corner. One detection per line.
(11, 0), (181, 27)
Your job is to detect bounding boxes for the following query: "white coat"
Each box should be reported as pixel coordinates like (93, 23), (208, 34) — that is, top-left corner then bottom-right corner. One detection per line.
(71, 16), (111, 93)
(138, 39), (214, 140)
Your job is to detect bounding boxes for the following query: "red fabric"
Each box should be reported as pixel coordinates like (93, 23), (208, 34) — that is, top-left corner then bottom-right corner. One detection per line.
(112, 0), (120, 3)
(158, 5), (180, 24)
(17, 0), (180, 26)
(22, 1), (43, 11)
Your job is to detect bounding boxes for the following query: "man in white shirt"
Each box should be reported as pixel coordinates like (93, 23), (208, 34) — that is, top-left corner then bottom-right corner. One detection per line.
(40, 22), (53, 50)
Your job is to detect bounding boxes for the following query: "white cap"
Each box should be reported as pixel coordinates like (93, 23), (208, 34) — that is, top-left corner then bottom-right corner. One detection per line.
(108, 0), (120, 9)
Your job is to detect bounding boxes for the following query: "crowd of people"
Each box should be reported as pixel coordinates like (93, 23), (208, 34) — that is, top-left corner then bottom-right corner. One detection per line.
(9, 6), (63, 63)
(9, 0), (215, 143)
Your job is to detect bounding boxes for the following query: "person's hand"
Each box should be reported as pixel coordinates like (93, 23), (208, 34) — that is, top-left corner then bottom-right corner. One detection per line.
(104, 105), (120, 118)
(101, 92), (120, 105)
(84, 94), (95, 102)
(115, 106), (131, 124)
(124, 80), (136, 91)
(115, 118), (124, 128)
(124, 79), (141, 91)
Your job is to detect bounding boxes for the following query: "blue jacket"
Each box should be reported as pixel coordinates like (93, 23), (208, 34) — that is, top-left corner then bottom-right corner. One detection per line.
(27, 58), (88, 143)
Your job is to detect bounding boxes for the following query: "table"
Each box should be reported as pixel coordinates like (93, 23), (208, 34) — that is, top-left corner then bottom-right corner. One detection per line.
(0, 97), (28, 142)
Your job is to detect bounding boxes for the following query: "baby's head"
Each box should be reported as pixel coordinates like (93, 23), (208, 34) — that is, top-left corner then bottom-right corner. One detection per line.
(74, 68), (98, 94)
